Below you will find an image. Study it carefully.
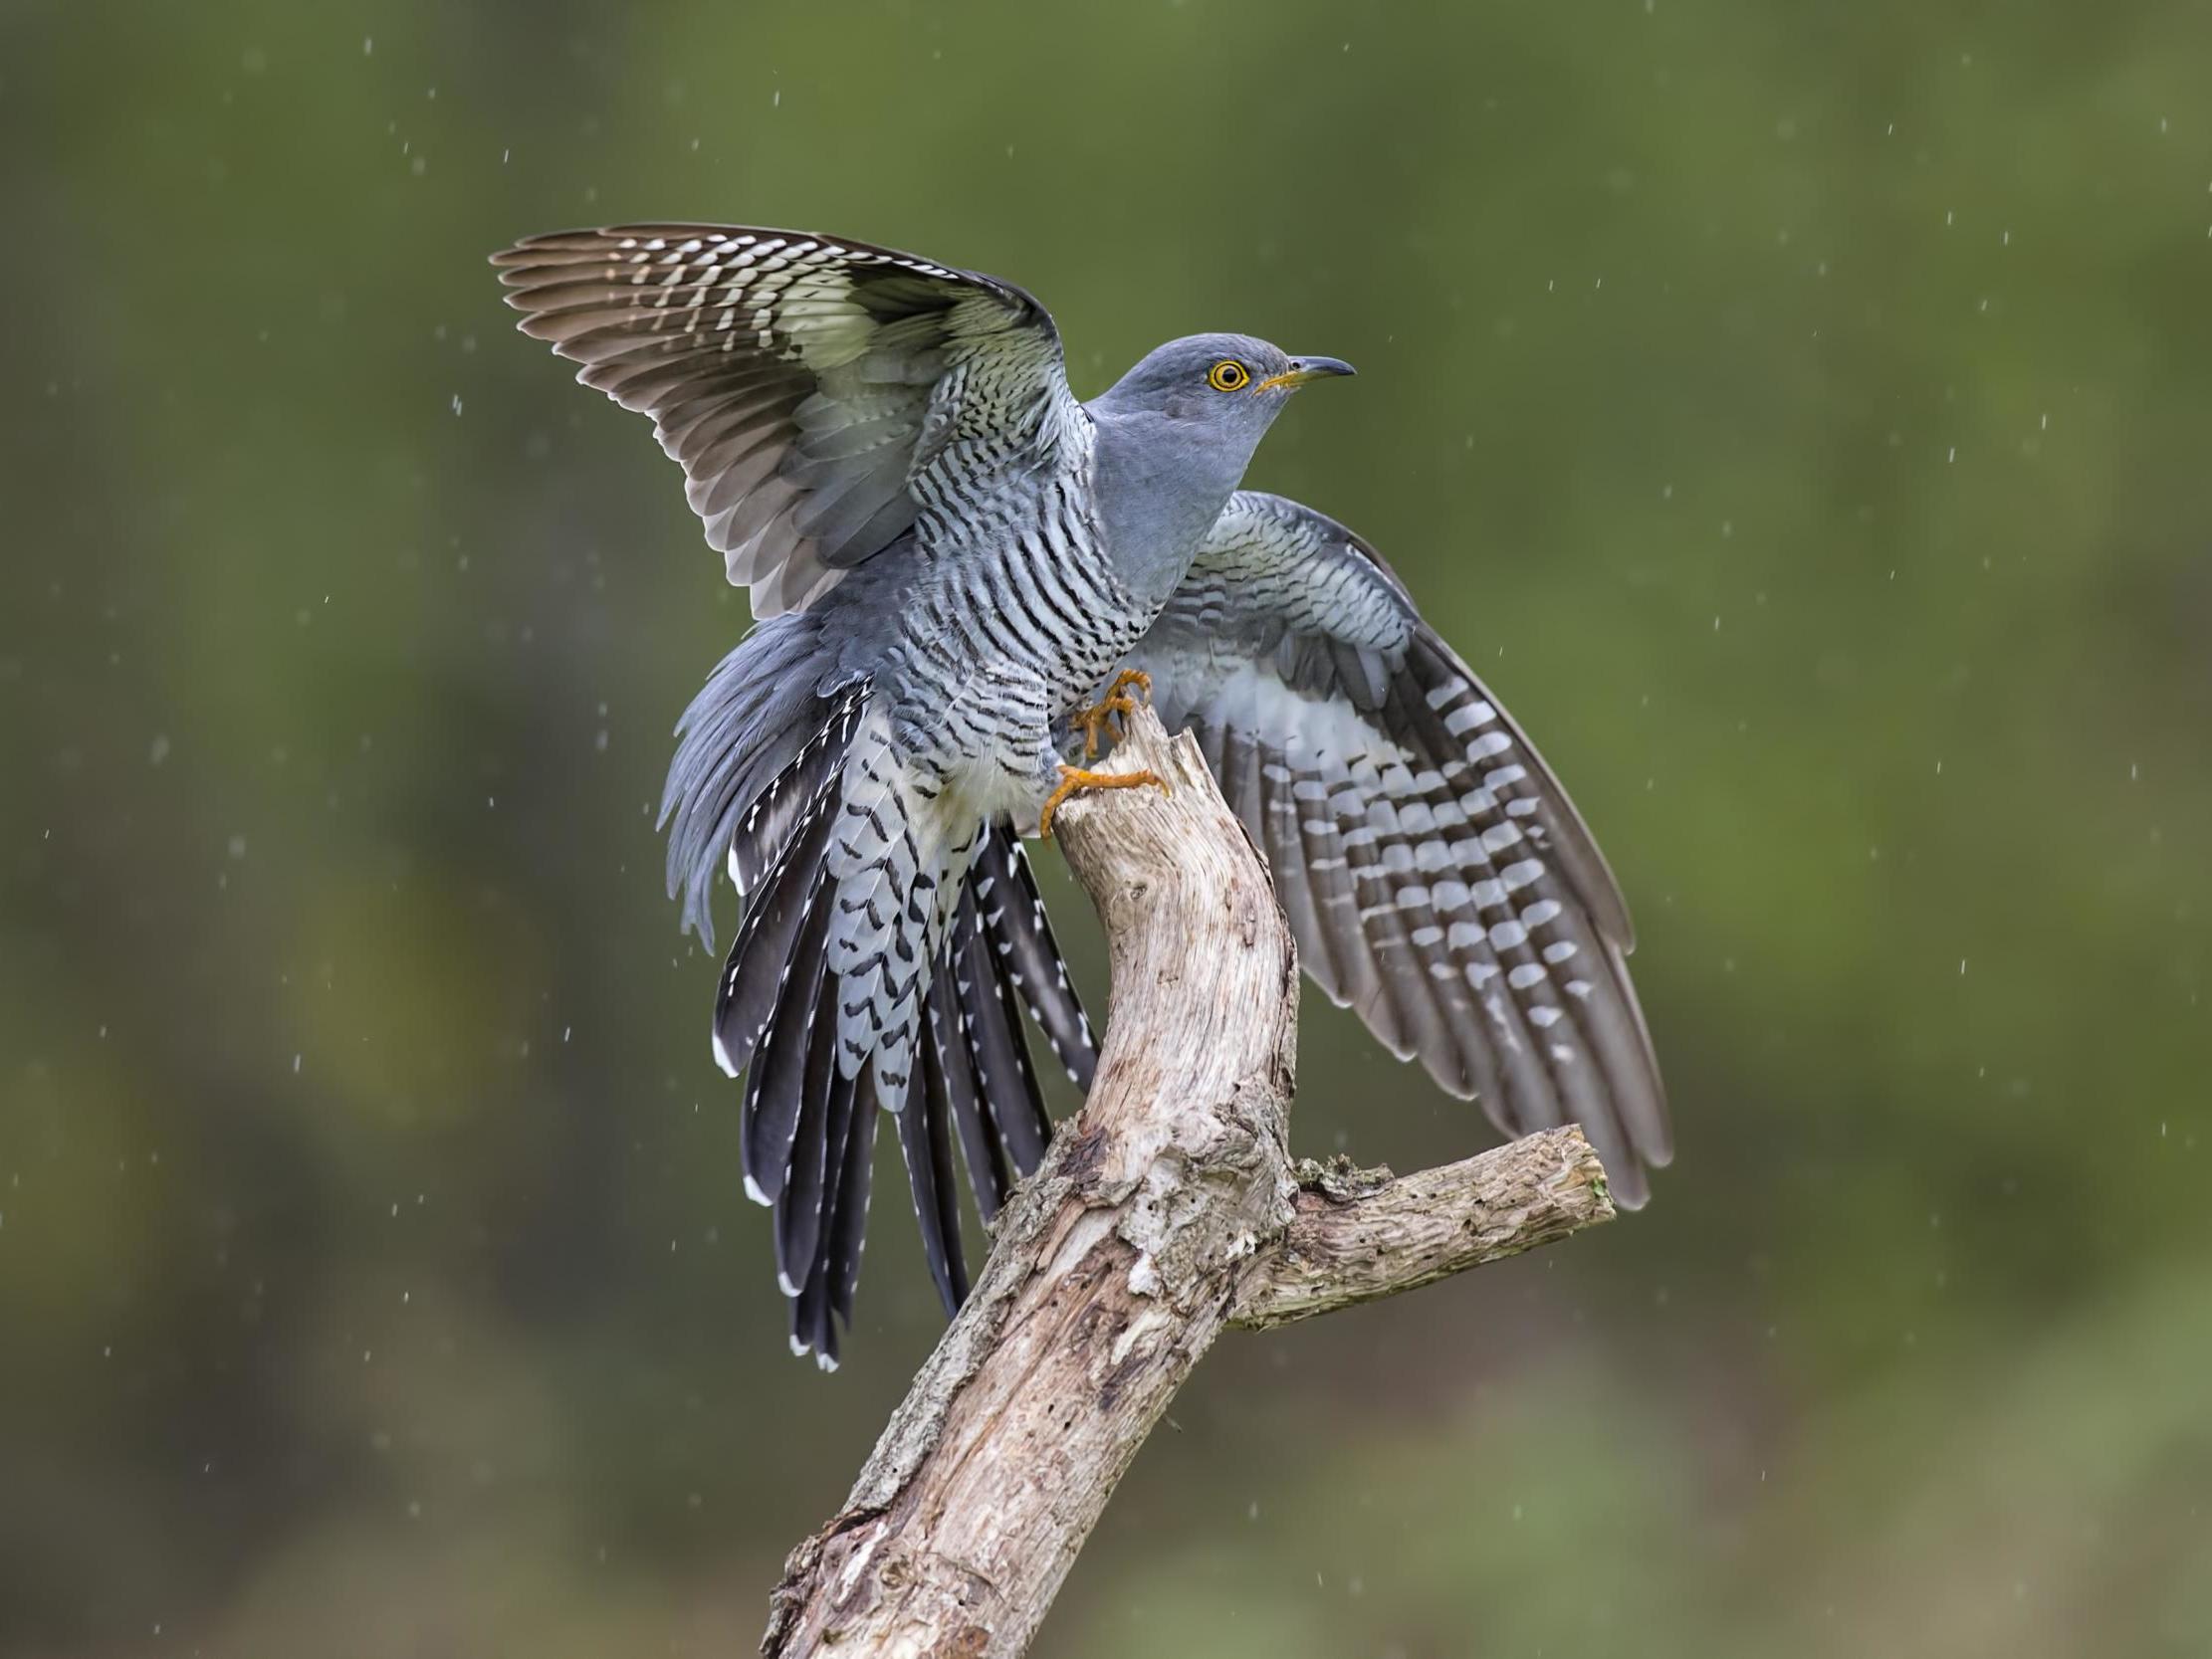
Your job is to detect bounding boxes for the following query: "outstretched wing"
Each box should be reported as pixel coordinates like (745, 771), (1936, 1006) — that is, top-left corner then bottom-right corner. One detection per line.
(494, 224), (1079, 617)
(1119, 491), (1670, 1202)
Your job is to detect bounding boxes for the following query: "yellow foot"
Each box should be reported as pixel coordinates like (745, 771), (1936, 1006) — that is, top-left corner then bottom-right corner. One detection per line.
(1071, 696), (1137, 760)
(1038, 762), (1172, 839)
(1103, 667), (1153, 706)
(1068, 669), (1156, 759)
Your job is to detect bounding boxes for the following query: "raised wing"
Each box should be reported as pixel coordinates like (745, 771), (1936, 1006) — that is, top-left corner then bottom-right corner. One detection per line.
(494, 224), (1080, 617)
(1121, 491), (1670, 1202)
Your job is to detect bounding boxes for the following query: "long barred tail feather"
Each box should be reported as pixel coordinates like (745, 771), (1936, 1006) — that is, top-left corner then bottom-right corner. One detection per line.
(975, 827), (1099, 1092)
(952, 886), (1053, 1175)
(891, 872), (1071, 1319)
(725, 687), (868, 905)
(712, 788), (841, 1084)
(902, 1021), (972, 1316)
(818, 1066), (880, 1361)
(773, 1002), (847, 1298)
(668, 653), (1095, 1359)
(786, 1058), (876, 1370)
(738, 862), (835, 1206)
(925, 951), (1010, 1224)
(785, 1106), (843, 1361)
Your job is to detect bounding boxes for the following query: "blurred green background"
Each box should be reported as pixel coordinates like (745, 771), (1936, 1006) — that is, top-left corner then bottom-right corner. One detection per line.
(5, 0), (2210, 1654)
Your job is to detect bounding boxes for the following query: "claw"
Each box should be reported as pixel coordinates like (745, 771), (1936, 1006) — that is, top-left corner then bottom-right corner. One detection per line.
(1038, 762), (1172, 839)
(1103, 668), (1153, 707)
(1068, 670), (1156, 759)
(1069, 698), (1135, 760)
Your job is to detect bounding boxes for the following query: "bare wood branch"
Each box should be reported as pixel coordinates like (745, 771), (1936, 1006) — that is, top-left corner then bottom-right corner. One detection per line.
(762, 706), (1617, 1658)
(1228, 1129), (1614, 1332)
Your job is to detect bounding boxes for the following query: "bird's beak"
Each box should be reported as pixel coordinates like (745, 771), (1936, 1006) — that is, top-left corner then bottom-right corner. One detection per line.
(1253, 355), (1357, 394)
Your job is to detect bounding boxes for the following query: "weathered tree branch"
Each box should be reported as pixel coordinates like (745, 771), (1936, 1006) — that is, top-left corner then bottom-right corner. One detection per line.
(1230, 1135), (1613, 1331)
(762, 707), (1617, 1658)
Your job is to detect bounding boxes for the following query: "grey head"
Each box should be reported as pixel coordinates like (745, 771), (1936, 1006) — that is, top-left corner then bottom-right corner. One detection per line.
(1091, 331), (1355, 428)
(1085, 332), (1354, 595)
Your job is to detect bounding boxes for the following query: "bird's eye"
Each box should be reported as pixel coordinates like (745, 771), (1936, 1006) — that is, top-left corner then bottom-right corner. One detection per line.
(1207, 359), (1250, 392)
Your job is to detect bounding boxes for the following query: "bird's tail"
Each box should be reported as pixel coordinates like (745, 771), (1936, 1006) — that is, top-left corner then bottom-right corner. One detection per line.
(662, 626), (1098, 1366)
(901, 827), (1099, 1318)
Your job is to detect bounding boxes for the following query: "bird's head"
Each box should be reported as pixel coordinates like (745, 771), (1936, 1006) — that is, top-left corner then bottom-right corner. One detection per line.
(1094, 333), (1355, 435)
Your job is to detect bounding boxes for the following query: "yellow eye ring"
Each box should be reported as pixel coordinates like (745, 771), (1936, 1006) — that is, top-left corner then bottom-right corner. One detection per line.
(1207, 359), (1250, 392)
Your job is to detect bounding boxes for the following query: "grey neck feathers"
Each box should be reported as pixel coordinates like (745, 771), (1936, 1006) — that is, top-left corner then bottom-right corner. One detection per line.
(1082, 406), (1261, 607)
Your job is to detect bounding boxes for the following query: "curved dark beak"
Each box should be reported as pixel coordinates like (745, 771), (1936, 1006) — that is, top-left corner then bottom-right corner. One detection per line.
(1255, 355), (1357, 393)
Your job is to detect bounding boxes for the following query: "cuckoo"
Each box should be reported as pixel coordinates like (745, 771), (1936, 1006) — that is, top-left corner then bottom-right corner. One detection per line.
(494, 224), (1669, 1366)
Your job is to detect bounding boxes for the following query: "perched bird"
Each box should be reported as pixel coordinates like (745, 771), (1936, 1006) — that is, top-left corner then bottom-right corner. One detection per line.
(495, 224), (1668, 1366)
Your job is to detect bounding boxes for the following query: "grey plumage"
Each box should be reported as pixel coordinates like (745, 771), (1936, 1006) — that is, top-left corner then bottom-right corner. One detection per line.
(1122, 492), (1669, 1200)
(661, 613), (837, 950)
(496, 222), (1666, 1364)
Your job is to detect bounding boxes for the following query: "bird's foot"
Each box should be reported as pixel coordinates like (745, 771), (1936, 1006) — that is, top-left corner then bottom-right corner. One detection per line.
(1068, 669), (1154, 760)
(1069, 699), (1134, 761)
(1038, 762), (1171, 838)
(1103, 667), (1153, 706)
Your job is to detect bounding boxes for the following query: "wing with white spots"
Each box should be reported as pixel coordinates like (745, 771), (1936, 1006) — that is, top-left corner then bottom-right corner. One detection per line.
(1118, 491), (1670, 1202)
(494, 224), (1079, 617)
